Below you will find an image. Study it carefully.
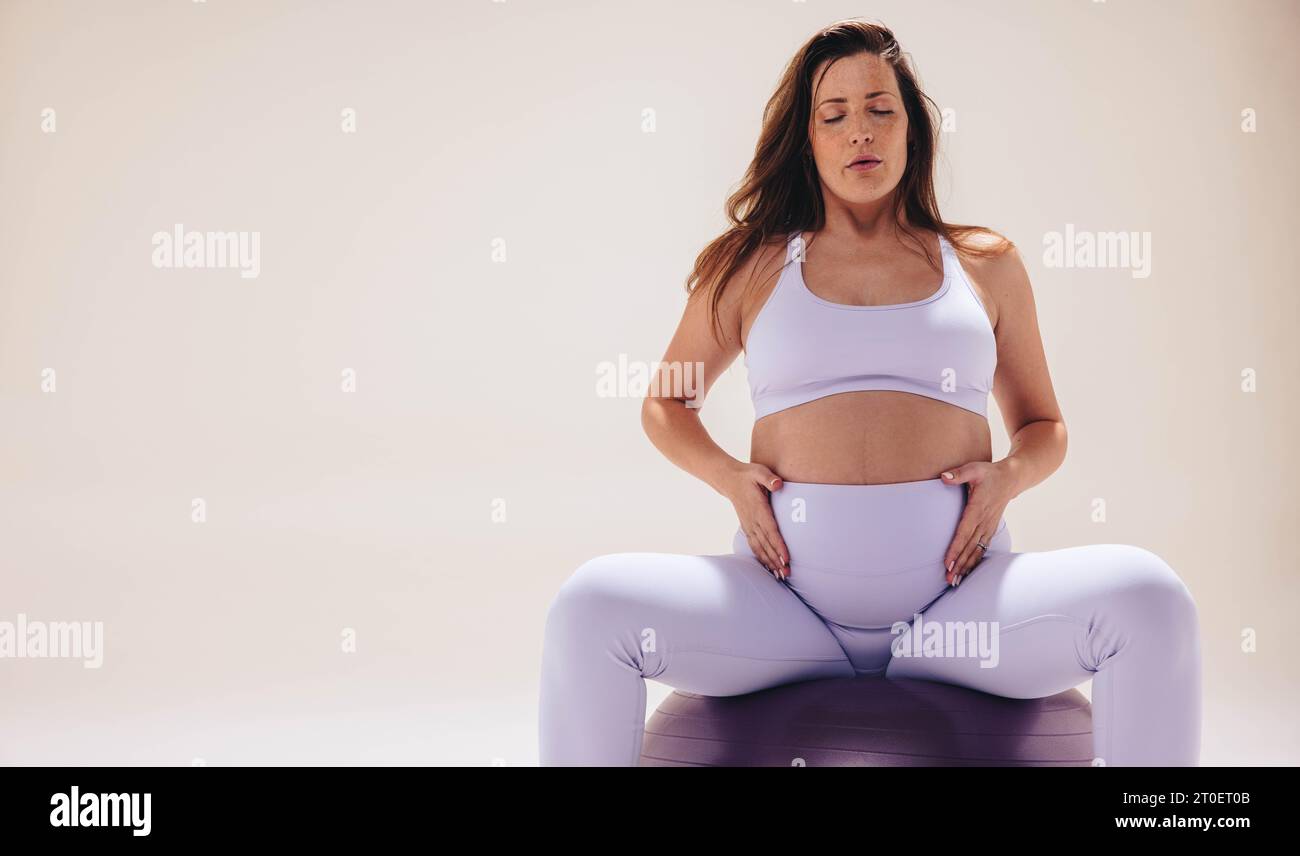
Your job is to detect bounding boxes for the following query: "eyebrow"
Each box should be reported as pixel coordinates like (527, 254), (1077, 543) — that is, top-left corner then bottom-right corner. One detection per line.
(815, 91), (896, 109)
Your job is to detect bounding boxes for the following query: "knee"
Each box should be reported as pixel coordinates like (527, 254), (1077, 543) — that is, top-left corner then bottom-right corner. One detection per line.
(545, 554), (636, 630)
(1105, 546), (1199, 638)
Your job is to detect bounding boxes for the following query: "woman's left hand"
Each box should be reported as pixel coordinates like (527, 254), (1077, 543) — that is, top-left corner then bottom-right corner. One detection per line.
(940, 460), (1016, 586)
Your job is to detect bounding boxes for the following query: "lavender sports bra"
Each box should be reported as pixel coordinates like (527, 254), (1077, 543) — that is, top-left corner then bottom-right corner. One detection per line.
(744, 230), (997, 421)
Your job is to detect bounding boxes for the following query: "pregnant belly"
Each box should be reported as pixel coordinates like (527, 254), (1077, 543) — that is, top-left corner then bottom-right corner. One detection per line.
(749, 390), (992, 485)
(729, 473), (1010, 631)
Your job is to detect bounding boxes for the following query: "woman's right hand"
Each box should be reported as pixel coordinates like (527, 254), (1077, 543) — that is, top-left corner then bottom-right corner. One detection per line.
(724, 462), (791, 581)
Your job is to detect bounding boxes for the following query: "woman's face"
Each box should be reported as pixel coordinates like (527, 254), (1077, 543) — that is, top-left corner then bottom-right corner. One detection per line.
(807, 52), (909, 206)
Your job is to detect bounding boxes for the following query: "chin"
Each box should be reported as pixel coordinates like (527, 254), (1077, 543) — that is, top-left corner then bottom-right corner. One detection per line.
(837, 185), (895, 205)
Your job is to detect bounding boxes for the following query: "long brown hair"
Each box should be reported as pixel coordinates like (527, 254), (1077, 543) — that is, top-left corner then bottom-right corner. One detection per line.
(686, 18), (1010, 347)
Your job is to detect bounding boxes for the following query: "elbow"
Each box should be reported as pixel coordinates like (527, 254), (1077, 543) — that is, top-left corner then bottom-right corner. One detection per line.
(641, 395), (694, 440)
(640, 396), (663, 439)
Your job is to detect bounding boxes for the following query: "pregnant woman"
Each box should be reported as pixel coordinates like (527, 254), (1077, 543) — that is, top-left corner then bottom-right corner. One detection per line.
(539, 19), (1201, 766)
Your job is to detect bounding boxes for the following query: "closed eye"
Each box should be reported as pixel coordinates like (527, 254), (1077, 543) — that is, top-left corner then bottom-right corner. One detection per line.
(823, 110), (893, 123)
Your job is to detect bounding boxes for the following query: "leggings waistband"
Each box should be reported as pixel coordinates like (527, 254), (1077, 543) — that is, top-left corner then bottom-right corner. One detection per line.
(775, 475), (955, 494)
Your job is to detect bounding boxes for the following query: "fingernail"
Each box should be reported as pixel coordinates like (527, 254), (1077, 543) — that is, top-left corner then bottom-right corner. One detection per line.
(941, 472), (953, 480)
(946, 559), (954, 572)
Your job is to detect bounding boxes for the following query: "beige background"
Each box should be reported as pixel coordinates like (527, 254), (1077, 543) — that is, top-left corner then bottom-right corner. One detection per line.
(1, 0), (1296, 765)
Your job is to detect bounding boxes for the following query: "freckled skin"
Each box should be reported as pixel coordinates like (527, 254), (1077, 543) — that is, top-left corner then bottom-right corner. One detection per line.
(746, 52), (993, 485)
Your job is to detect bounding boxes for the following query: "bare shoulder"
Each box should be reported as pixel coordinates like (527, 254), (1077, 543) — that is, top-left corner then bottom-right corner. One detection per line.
(949, 227), (1032, 330)
(653, 231), (790, 409)
(726, 231), (793, 350)
(721, 231), (789, 305)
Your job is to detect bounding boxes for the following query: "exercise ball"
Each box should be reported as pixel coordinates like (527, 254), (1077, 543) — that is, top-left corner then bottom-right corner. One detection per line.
(640, 675), (1093, 767)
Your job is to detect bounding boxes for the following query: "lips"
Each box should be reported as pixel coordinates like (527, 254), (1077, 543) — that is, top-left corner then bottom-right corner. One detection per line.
(848, 154), (881, 167)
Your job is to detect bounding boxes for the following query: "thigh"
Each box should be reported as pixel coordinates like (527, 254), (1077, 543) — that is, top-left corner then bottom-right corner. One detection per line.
(884, 543), (1143, 698)
(548, 550), (855, 696)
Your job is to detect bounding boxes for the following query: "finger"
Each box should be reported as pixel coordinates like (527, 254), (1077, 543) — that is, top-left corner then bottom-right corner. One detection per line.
(744, 532), (773, 573)
(738, 494), (780, 575)
(757, 520), (790, 579)
(939, 465), (971, 485)
(944, 532), (963, 584)
(948, 520), (988, 584)
(753, 522), (787, 579)
(758, 502), (791, 576)
(773, 533), (791, 574)
(954, 526), (991, 583)
(754, 468), (783, 494)
(758, 505), (789, 561)
(956, 529), (986, 579)
(747, 527), (783, 578)
(944, 511), (982, 583)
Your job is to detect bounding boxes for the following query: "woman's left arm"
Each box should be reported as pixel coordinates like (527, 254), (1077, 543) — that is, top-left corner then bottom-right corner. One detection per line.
(942, 235), (1067, 584)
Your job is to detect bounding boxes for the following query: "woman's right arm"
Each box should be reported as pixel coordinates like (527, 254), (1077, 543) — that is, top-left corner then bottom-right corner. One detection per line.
(639, 238), (792, 578)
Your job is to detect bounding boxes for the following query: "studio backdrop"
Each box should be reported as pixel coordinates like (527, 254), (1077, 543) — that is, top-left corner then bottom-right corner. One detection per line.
(1, 0), (1296, 764)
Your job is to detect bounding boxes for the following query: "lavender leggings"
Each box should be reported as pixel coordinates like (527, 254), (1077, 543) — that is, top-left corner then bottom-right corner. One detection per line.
(539, 477), (1202, 766)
